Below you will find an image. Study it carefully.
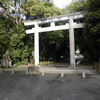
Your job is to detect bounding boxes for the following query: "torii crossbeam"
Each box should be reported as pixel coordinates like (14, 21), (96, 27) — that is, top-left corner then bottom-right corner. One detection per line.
(24, 11), (85, 68)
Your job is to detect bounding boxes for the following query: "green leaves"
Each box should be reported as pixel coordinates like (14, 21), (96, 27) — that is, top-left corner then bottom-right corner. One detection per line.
(0, 0), (64, 65)
(22, 0), (62, 18)
(39, 30), (69, 61)
(64, 0), (87, 13)
(84, 0), (100, 62)
(0, 15), (12, 59)
(86, 0), (100, 11)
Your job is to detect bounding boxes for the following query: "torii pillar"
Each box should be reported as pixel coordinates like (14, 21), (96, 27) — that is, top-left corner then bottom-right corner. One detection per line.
(69, 17), (76, 68)
(34, 23), (39, 66)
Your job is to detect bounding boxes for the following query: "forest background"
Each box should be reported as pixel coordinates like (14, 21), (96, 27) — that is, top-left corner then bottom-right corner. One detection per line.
(0, 0), (100, 67)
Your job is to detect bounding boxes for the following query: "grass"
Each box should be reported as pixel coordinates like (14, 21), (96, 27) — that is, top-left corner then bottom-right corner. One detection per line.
(39, 61), (55, 65)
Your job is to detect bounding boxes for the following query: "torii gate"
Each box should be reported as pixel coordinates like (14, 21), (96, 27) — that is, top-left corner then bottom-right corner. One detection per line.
(24, 11), (84, 68)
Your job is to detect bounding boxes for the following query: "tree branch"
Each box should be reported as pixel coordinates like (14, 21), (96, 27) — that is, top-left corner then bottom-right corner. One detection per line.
(0, 2), (7, 10)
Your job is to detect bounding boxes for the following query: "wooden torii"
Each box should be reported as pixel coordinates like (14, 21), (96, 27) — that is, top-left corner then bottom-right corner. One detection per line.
(24, 11), (85, 68)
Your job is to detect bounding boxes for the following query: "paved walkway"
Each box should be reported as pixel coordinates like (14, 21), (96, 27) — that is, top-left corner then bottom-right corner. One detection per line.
(39, 63), (96, 75)
(0, 63), (96, 75)
(0, 72), (100, 100)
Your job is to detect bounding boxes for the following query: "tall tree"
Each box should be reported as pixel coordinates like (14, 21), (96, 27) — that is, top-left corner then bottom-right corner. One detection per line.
(0, 15), (13, 60)
(0, 0), (63, 66)
(22, 0), (62, 18)
(0, 0), (34, 66)
(64, 0), (87, 13)
(84, 0), (100, 62)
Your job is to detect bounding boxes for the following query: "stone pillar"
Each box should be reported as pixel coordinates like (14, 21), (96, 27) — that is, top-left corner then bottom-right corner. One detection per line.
(34, 23), (39, 66)
(69, 17), (75, 68)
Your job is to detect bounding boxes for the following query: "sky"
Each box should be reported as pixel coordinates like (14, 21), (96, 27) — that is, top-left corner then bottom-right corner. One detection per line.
(52, 0), (73, 9)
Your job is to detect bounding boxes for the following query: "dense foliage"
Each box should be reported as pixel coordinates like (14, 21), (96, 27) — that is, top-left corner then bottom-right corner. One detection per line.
(0, 0), (63, 67)
(39, 30), (69, 62)
(64, 0), (87, 13)
(64, 0), (100, 63)
(0, 0), (99, 67)
(84, 0), (100, 62)
(0, 15), (12, 59)
(22, 0), (62, 18)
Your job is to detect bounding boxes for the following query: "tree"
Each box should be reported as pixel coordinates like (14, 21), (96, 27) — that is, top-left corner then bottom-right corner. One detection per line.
(0, 0), (63, 66)
(22, 0), (62, 18)
(0, 0), (34, 66)
(0, 15), (13, 60)
(64, 0), (100, 63)
(39, 30), (70, 62)
(22, 0), (65, 62)
(64, 0), (87, 13)
(84, 0), (100, 62)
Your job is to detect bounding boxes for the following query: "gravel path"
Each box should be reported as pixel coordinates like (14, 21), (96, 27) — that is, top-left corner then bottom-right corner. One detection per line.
(0, 71), (100, 100)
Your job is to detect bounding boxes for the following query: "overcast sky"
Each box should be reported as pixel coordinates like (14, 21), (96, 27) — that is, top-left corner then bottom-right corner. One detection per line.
(52, 0), (73, 9)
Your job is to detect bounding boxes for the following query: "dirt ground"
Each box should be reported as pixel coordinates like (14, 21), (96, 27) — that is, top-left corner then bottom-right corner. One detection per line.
(0, 71), (100, 100)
